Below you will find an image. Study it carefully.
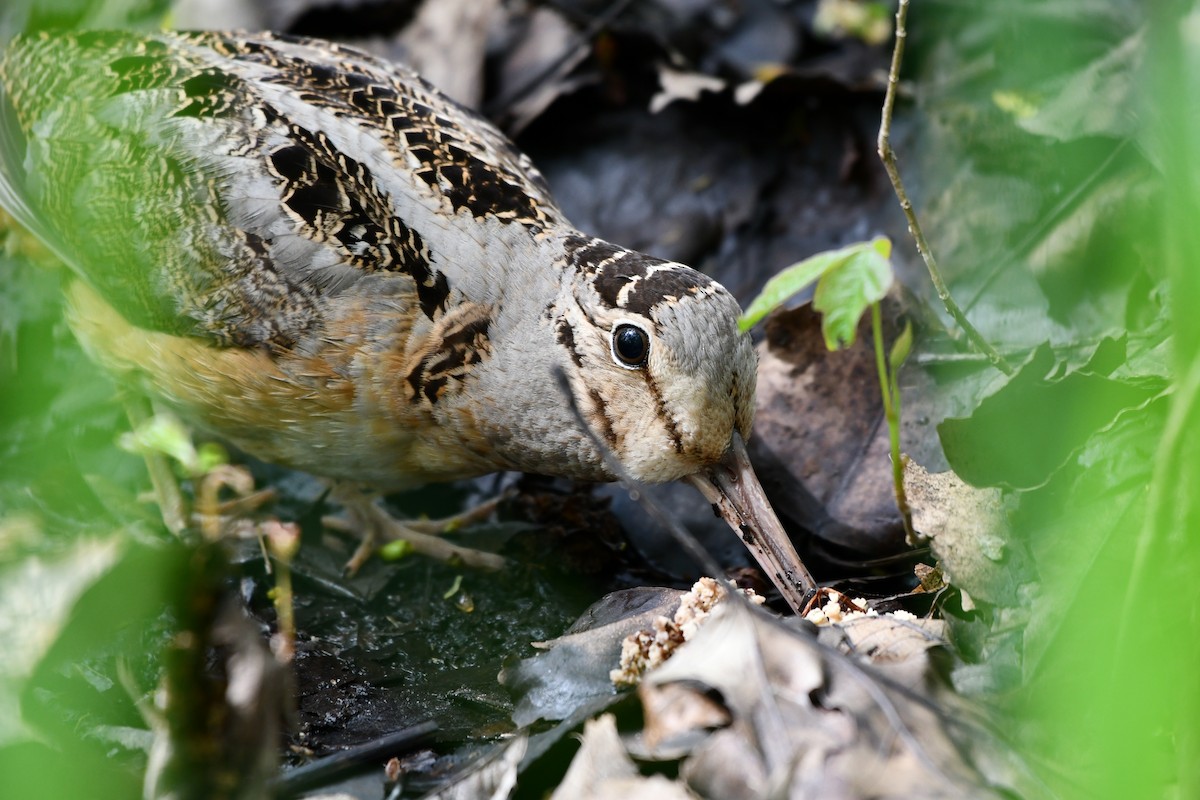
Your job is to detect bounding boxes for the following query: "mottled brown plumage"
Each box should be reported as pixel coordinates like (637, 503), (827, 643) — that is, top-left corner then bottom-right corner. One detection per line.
(0, 30), (816, 609)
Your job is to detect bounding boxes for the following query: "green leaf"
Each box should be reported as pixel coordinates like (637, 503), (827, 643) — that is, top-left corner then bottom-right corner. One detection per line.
(739, 250), (848, 332)
(1017, 31), (1141, 142)
(196, 442), (229, 475)
(812, 238), (894, 349)
(117, 413), (200, 475)
(115, 414), (228, 478)
(739, 237), (894, 335)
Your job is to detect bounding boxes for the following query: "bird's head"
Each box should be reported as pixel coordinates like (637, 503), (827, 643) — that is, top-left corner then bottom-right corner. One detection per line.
(542, 235), (815, 611)
(550, 235), (757, 485)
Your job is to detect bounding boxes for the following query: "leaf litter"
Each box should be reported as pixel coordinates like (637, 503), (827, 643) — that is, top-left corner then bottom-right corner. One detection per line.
(502, 575), (1033, 799)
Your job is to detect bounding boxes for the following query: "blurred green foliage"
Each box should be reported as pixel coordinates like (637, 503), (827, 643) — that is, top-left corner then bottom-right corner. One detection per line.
(0, 2), (192, 795)
(910, 1), (1196, 796)
(1, 0), (1197, 796)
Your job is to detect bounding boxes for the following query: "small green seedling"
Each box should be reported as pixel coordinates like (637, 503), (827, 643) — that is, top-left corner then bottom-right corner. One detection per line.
(740, 236), (912, 537)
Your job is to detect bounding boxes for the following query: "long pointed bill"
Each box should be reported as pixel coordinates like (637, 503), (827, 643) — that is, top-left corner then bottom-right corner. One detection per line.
(685, 432), (816, 614)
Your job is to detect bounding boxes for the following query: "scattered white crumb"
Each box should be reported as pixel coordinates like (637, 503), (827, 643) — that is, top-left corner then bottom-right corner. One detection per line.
(610, 577), (763, 688)
(803, 590), (917, 626)
(804, 593), (875, 625)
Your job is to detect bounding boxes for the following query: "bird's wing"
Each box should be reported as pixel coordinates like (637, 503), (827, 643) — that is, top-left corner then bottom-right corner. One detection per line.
(0, 30), (563, 350)
(0, 42), (61, 256)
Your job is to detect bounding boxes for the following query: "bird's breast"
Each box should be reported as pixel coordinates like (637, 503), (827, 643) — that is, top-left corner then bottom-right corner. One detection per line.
(66, 279), (508, 488)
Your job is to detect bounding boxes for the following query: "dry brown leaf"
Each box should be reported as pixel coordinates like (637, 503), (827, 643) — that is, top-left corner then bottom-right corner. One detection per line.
(905, 460), (1019, 605)
(752, 304), (909, 555)
(835, 614), (946, 665)
(637, 601), (996, 798)
(550, 715), (696, 800)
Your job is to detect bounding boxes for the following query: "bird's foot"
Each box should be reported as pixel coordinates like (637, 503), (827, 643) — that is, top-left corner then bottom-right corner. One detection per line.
(326, 487), (512, 575)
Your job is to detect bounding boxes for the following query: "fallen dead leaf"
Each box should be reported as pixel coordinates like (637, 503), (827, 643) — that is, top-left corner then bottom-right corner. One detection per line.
(550, 715), (696, 800)
(500, 588), (684, 727)
(634, 600), (999, 798)
(752, 303), (908, 554)
(904, 460), (1023, 605)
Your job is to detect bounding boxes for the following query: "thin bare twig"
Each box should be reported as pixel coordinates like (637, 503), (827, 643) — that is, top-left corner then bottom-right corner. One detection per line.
(877, 0), (1014, 376)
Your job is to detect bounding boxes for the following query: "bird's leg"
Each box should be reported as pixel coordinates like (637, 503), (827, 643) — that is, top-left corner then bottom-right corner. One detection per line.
(328, 485), (509, 574)
(400, 489), (516, 534)
(208, 489), (278, 519)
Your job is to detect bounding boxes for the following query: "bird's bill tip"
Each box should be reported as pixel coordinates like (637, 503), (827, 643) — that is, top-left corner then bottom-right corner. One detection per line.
(686, 433), (815, 614)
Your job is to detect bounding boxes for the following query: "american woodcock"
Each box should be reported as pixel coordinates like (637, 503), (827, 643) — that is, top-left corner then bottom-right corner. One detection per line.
(0, 30), (817, 610)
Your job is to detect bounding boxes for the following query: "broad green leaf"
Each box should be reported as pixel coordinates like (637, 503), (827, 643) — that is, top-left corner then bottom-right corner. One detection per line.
(739, 237), (893, 334)
(1017, 31), (1141, 142)
(0, 534), (123, 745)
(739, 249), (850, 332)
(812, 238), (893, 349)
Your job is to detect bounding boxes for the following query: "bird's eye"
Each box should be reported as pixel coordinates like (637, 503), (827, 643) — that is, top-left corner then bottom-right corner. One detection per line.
(612, 323), (650, 368)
